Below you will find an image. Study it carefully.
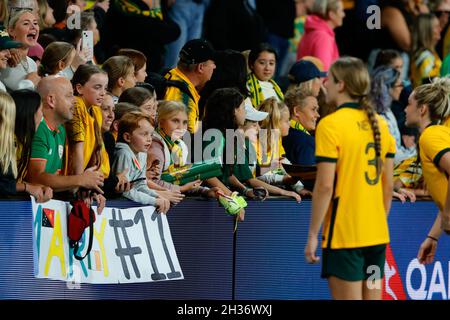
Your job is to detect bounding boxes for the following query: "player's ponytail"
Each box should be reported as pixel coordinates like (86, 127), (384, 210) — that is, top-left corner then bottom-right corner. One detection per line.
(360, 95), (382, 177)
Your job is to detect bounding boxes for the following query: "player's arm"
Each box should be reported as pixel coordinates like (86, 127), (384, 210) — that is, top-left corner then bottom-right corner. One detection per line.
(309, 162), (336, 236)
(305, 119), (337, 263)
(437, 152), (450, 232)
(417, 211), (442, 264)
(382, 157), (394, 217)
(305, 161), (335, 264)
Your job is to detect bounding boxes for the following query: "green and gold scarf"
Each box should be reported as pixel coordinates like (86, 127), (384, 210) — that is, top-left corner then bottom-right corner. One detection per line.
(289, 119), (310, 135)
(155, 127), (185, 168)
(115, 0), (163, 19)
(247, 72), (284, 108)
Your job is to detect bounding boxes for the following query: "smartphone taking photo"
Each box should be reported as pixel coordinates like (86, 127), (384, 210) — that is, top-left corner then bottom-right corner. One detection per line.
(82, 30), (94, 63)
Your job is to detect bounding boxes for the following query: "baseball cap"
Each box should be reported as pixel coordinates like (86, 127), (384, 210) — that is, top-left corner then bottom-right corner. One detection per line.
(288, 60), (327, 85)
(0, 29), (23, 50)
(179, 39), (216, 65)
(244, 98), (268, 122)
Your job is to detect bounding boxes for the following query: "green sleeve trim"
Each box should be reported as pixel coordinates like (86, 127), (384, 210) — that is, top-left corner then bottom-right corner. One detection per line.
(315, 156), (337, 163)
(433, 148), (450, 167)
(386, 153), (395, 159)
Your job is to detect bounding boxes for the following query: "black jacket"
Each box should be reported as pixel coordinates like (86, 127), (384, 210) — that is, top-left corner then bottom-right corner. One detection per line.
(0, 165), (16, 197)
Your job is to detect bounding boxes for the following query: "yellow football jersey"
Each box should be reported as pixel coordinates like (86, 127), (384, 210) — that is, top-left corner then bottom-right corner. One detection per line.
(419, 121), (450, 211)
(66, 96), (110, 178)
(164, 68), (201, 134)
(315, 103), (396, 249)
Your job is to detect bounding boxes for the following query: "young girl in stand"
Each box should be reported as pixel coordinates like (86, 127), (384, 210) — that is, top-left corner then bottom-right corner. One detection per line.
(119, 86), (157, 126)
(66, 64), (108, 208)
(117, 48), (148, 83)
(38, 42), (76, 78)
(67, 64), (109, 177)
(240, 99), (301, 202)
(203, 88), (275, 220)
(102, 55), (136, 103)
(148, 100), (217, 197)
(247, 43), (284, 108)
(255, 97), (307, 197)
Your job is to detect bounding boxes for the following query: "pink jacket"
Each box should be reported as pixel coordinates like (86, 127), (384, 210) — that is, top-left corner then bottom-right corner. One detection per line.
(297, 15), (339, 71)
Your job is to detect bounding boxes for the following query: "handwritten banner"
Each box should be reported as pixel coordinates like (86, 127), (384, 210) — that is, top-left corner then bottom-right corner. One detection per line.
(31, 198), (183, 284)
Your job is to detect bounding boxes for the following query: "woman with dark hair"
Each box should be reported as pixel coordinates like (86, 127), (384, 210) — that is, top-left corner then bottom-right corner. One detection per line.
(12, 89), (43, 182)
(373, 49), (404, 73)
(8, 89), (52, 202)
(203, 88), (265, 203)
(203, 88), (246, 133)
(117, 48), (148, 83)
(247, 43), (284, 108)
(199, 49), (249, 117)
(119, 86), (157, 125)
(202, 87), (251, 220)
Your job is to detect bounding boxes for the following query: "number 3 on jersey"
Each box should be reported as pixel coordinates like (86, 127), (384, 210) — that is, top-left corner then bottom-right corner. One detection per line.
(365, 142), (380, 185)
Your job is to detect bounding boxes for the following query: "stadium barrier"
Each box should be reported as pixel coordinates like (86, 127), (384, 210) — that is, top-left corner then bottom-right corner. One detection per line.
(0, 198), (448, 300)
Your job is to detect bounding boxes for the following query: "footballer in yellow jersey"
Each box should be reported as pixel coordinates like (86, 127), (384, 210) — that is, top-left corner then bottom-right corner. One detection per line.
(305, 57), (395, 300)
(418, 120), (450, 212)
(404, 77), (450, 265)
(315, 103), (396, 249)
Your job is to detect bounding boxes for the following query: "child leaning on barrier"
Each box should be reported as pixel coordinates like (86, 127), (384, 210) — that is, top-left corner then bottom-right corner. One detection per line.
(147, 100), (215, 196)
(252, 98), (308, 198)
(112, 111), (170, 213)
(241, 100), (301, 202)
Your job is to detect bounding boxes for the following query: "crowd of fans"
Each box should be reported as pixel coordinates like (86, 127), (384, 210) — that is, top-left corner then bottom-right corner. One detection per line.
(0, 0), (448, 218)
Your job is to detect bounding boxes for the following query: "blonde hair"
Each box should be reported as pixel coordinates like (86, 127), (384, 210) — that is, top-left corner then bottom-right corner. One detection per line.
(37, 0), (51, 29)
(284, 86), (316, 115)
(157, 101), (187, 124)
(330, 57), (382, 178)
(257, 97), (289, 153)
(414, 76), (450, 122)
(7, 8), (35, 30)
(311, 0), (342, 19)
(287, 79), (316, 96)
(0, 92), (17, 177)
(412, 14), (439, 57)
